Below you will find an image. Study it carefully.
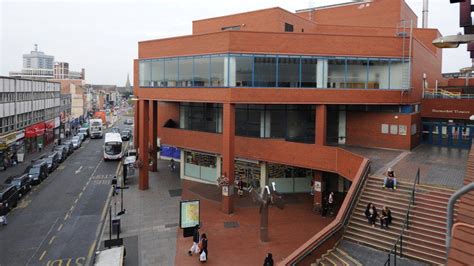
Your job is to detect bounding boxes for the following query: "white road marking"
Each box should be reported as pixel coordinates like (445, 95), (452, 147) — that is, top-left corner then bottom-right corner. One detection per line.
(75, 166), (83, 174)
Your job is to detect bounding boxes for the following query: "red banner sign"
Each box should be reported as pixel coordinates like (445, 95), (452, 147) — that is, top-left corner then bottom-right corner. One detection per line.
(25, 123), (46, 138)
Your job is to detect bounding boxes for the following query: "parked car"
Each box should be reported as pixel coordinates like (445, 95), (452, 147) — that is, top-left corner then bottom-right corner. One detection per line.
(7, 174), (32, 198)
(63, 140), (74, 155)
(54, 146), (67, 162)
(78, 133), (86, 142)
(44, 152), (60, 173)
(25, 160), (49, 185)
(78, 127), (89, 138)
(71, 136), (82, 149)
(120, 130), (131, 141)
(0, 184), (19, 213)
(111, 127), (121, 134)
(124, 119), (133, 125)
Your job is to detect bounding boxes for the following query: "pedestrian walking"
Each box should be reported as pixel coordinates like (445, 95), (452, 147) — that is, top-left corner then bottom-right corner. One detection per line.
(263, 253), (274, 266)
(328, 192), (335, 216)
(111, 175), (118, 196)
(188, 224), (200, 256)
(0, 203), (8, 226)
(199, 233), (208, 262)
(169, 158), (176, 172)
(237, 180), (244, 197)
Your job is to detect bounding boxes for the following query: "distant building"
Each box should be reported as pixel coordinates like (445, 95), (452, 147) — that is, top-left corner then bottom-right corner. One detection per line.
(10, 45), (85, 80)
(117, 74), (133, 97)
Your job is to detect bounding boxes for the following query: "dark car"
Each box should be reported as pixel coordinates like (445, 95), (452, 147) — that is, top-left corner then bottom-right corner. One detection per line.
(120, 130), (131, 141)
(124, 119), (133, 125)
(54, 146), (67, 162)
(63, 140), (74, 155)
(44, 152), (60, 172)
(0, 184), (19, 213)
(111, 127), (121, 134)
(7, 174), (32, 198)
(25, 160), (49, 185)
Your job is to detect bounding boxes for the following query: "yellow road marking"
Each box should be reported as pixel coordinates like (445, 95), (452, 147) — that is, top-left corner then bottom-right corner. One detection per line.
(57, 224), (63, 231)
(87, 240), (96, 263)
(39, 250), (47, 261)
(48, 236), (56, 245)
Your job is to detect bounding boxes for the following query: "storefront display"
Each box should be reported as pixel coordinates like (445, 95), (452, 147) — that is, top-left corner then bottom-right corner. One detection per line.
(184, 151), (218, 183)
(0, 132), (18, 170)
(25, 122), (45, 152)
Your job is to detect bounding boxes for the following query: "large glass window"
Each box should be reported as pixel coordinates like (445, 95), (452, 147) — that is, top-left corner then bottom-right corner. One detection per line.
(278, 56), (300, 87)
(184, 151), (217, 183)
(301, 57), (317, 88)
(236, 104), (262, 137)
(139, 61), (151, 86)
(368, 59), (390, 89)
(328, 59), (345, 88)
(254, 56), (276, 87)
(210, 55), (225, 87)
(235, 56), (253, 87)
(164, 59), (178, 87)
(389, 59), (406, 89)
(179, 103), (222, 133)
(194, 56), (210, 87)
(346, 59), (367, 89)
(151, 60), (164, 87)
(178, 57), (193, 87)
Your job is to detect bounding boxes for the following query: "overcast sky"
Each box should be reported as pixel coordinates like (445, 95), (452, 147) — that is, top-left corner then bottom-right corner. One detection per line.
(0, 0), (471, 85)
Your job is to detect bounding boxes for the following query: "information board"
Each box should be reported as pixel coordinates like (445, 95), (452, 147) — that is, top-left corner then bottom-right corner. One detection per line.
(180, 200), (200, 228)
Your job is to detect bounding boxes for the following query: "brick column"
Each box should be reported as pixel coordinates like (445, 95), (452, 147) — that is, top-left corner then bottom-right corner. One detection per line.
(134, 100), (139, 149)
(313, 170), (323, 208)
(138, 99), (149, 190)
(316, 104), (327, 146)
(222, 103), (235, 214)
(149, 100), (158, 172)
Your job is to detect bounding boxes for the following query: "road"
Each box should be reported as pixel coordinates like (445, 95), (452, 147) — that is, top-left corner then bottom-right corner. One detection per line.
(0, 115), (131, 266)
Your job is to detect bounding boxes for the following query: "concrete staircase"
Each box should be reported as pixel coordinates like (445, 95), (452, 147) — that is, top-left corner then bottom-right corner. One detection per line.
(343, 176), (455, 265)
(314, 247), (362, 266)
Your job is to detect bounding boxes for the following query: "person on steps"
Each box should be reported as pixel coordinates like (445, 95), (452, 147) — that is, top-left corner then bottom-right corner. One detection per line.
(364, 202), (378, 227)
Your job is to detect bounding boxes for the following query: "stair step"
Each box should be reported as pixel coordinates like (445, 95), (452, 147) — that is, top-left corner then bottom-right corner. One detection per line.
(359, 195), (449, 215)
(354, 206), (447, 225)
(335, 248), (362, 266)
(344, 231), (446, 264)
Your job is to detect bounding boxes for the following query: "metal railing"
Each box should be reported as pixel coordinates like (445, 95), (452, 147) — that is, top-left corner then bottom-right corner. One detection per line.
(424, 89), (474, 99)
(384, 168), (420, 266)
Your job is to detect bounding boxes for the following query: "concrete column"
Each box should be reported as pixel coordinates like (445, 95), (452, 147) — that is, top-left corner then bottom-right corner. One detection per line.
(149, 100), (158, 172)
(222, 103), (235, 214)
(134, 100), (139, 149)
(313, 170), (323, 208)
(138, 99), (149, 190)
(316, 105), (327, 145)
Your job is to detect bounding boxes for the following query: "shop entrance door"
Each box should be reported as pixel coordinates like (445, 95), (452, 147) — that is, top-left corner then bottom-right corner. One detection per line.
(422, 122), (474, 148)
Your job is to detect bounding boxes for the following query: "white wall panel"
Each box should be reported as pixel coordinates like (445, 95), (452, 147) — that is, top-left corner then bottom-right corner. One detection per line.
(0, 103), (4, 117)
(0, 79), (4, 93)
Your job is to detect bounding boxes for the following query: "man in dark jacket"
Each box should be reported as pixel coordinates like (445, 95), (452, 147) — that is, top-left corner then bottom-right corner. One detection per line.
(188, 224), (200, 256)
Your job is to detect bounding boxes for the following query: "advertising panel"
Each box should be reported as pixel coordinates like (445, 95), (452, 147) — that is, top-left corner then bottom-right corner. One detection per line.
(180, 200), (200, 229)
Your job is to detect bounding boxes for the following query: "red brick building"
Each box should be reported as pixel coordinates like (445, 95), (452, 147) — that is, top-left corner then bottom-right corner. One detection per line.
(134, 0), (444, 213)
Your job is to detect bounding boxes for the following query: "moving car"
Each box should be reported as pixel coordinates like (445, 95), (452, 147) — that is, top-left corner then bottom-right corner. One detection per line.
(25, 160), (49, 185)
(124, 119), (133, 125)
(78, 133), (86, 142)
(0, 184), (19, 212)
(120, 129), (131, 141)
(79, 127), (89, 138)
(90, 118), (104, 139)
(104, 133), (123, 160)
(7, 174), (32, 198)
(71, 136), (82, 149)
(111, 127), (121, 134)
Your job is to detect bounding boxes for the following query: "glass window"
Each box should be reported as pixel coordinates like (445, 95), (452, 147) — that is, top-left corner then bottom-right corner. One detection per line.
(194, 56), (210, 87)
(368, 59), (390, 89)
(301, 57), (317, 88)
(278, 56), (300, 87)
(328, 59), (346, 88)
(151, 60), (164, 87)
(234, 56), (253, 87)
(164, 59), (178, 87)
(178, 57), (193, 87)
(179, 103), (222, 133)
(210, 56), (225, 87)
(346, 59), (367, 89)
(389, 59), (405, 89)
(236, 105), (262, 137)
(139, 61), (151, 87)
(254, 56), (276, 87)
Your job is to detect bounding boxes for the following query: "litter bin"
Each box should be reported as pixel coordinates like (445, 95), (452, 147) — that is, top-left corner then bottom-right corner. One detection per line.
(112, 216), (121, 235)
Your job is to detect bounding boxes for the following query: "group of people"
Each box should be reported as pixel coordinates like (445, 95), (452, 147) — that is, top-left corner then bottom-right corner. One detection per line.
(188, 225), (208, 262)
(365, 203), (392, 229)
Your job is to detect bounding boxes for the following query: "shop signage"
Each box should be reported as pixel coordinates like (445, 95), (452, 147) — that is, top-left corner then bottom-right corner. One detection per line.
(16, 131), (25, 141)
(179, 200), (200, 229)
(314, 181), (321, 192)
(0, 132), (17, 146)
(54, 117), (61, 128)
(432, 109), (471, 115)
(46, 119), (55, 129)
(26, 123), (45, 138)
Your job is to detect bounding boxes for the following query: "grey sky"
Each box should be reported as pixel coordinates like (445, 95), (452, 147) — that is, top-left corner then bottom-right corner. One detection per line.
(0, 0), (470, 85)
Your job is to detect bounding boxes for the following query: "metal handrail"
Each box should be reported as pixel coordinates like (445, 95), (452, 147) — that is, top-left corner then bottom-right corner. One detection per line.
(384, 168), (420, 266)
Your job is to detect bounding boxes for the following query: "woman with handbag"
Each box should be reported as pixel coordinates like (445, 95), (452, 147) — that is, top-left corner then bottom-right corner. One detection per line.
(199, 233), (208, 262)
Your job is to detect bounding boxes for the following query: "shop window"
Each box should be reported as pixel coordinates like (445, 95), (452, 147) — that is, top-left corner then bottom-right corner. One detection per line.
(184, 151), (217, 183)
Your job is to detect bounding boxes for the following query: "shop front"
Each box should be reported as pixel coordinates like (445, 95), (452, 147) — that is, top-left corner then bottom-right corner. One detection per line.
(45, 119), (55, 145)
(15, 130), (25, 163)
(183, 150), (219, 184)
(26, 122), (45, 152)
(0, 132), (17, 170)
(267, 163), (313, 193)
